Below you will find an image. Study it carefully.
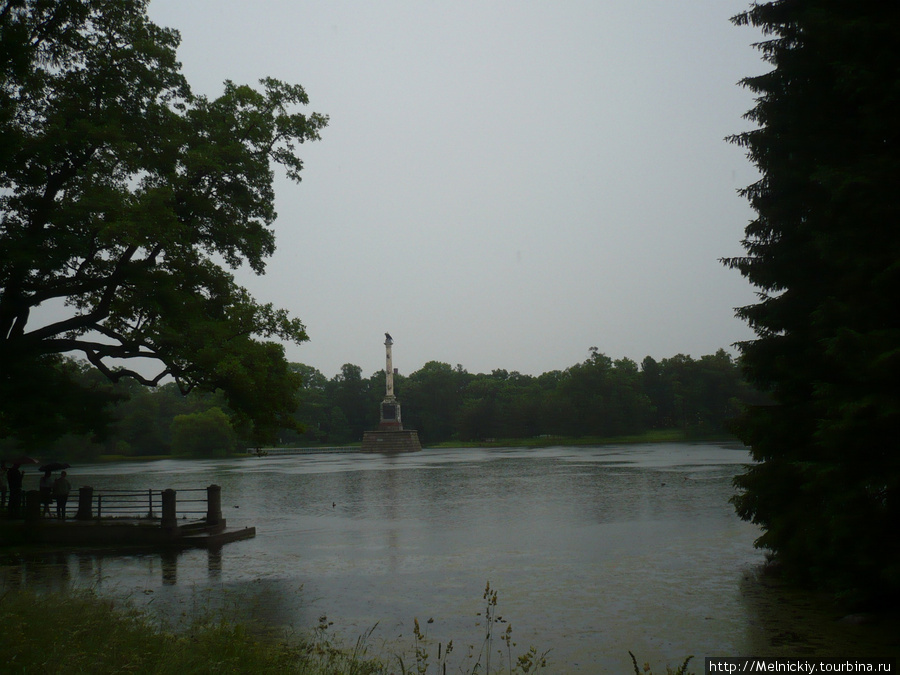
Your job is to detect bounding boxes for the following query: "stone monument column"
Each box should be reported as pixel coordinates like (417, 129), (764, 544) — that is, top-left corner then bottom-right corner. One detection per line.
(379, 333), (401, 430)
(361, 333), (421, 452)
(385, 333), (394, 398)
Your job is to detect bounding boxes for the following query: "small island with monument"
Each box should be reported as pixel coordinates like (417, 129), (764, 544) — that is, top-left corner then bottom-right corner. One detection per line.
(361, 333), (422, 453)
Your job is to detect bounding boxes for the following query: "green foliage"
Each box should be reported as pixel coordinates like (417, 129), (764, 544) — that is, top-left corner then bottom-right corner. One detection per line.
(112, 381), (210, 456)
(402, 362), (471, 443)
(396, 350), (751, 445)
(281, 363), (329, 445)
(560, 349), (653, 437)
(0, 0), (327, 446)
(724, 2), (900, 604)
(171, 406), (237, 457)
(324, 363), (377, 442)
(0, 355), (122, 449)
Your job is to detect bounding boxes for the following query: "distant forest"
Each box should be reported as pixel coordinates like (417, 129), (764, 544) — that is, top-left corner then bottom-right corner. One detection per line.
(9, 348), (761, 460)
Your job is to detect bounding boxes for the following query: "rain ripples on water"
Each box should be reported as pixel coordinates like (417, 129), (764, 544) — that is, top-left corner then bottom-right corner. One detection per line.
(2, 443), (896, 672)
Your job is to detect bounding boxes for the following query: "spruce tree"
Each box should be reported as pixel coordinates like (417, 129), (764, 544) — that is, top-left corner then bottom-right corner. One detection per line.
(725, 2), (900, 604)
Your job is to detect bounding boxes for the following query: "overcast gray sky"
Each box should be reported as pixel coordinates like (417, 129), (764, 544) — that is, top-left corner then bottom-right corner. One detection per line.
(147, 0), (765, 379)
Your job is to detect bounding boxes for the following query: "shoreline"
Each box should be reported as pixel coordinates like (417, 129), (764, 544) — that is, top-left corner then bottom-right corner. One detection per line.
(82, 430), (741, 463)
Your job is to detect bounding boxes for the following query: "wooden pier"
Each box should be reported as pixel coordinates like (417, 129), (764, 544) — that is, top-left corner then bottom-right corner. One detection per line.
(0, 484), (255, 550)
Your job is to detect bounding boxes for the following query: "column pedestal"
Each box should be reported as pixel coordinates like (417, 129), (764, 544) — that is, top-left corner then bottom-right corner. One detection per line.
(361, 429), (422, 453)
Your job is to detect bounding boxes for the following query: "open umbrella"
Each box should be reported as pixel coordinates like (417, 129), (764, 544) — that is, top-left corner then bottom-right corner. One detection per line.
(39, 462), (71, 473)
(2, 455), (39, 466)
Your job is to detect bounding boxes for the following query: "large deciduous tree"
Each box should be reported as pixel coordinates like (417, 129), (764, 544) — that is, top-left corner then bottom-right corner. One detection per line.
(0, 0), (327, 445)
(725, 2), (900, 603)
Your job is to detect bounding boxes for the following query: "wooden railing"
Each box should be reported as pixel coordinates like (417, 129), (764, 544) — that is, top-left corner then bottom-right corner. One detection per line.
(15, 485), (223, 527)
(93, 488), (208, 520)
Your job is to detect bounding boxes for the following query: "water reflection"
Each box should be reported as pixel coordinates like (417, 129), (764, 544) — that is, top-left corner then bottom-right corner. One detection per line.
(738, 568), (900, 659)
(0, 547), (221, 590)
(1, 444), (897, 670)
(208, 546), (222, 580)
(161, 550), (178, 585)
(0, 546), (311, 636)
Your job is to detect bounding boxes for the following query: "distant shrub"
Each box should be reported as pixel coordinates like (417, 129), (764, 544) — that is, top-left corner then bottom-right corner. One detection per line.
(171, 407), (237, 457)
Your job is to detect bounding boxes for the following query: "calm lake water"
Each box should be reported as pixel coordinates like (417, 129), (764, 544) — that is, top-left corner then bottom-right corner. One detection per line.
(2, 443), (898, 671)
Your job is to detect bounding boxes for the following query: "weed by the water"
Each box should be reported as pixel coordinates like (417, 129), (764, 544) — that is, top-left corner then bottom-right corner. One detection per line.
(629, 650), (696, 675)
(398, 581), (549, 675)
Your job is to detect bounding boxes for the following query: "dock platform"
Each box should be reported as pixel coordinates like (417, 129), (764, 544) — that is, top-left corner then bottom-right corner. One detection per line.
(0, 483), (255, 550)
(0, 517), (255, 549)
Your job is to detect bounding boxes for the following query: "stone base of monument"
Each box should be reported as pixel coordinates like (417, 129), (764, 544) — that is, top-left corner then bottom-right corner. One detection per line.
(361, 429), (422, 453)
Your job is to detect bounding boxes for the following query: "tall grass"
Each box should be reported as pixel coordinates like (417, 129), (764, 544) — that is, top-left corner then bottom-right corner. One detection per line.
(397, 581), (549, 675)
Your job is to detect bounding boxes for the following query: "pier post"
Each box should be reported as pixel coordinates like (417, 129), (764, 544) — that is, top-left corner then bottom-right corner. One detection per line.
(206, 484), (222, 526)
(75, 486), (93, 520)
(161, 489), (177, 529)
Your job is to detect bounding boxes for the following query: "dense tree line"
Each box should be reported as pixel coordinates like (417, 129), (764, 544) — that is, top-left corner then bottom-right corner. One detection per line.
(385, 348), (754, 445)
(283, 348), (759, 446)
(0, 348), (758, 459)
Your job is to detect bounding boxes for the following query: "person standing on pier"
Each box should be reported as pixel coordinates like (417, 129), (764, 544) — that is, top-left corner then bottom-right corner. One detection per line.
(39, 470), (53, 516)
(53, 471), (71, 520)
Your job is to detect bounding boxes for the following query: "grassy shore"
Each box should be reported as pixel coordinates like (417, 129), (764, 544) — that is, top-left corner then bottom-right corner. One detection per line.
(0, 585), (701, 674)
(0, 586), (552, 674)
(88, 430), (738, 462)
(0, 588), (384, 674)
